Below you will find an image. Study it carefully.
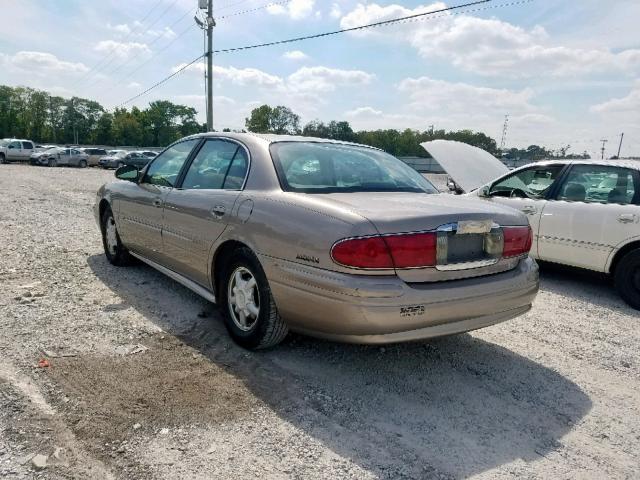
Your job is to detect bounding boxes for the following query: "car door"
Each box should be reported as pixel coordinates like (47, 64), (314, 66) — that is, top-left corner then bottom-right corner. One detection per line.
(7, 140), (22, 161)
(56, 148), (71, 165)
(116, 139), (199, 263)
(538, 164), (640, 272)
(484, 163), (567, 258)
(21, 141), (34, 161)
(161, 138), (250, 286)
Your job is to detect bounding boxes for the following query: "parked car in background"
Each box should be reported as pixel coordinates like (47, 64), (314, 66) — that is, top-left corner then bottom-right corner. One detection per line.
(140, 150), (158, 158)
(422, 140), (640, 309)
(99, 151), (150, 169)
(30, 147), (89, 167)
(95, 133), (538, 349)
(79, 147), (108, 166)
(0, 138), (35, 163)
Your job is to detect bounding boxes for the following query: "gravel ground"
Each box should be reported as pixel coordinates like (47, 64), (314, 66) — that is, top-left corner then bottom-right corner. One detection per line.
(0, 163), (638, 479)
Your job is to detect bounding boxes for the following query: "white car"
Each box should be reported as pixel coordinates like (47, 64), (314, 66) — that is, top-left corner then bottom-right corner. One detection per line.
(422, 140), (640, 309)
(0, 138), (36, 163)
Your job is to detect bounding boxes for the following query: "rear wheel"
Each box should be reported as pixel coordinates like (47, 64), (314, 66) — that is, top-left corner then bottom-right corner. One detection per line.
(48, 158), (57, 167)
(614, 249), (640, 310)
(0, 153), (5, 164)
(100, 206), (133, 266)
(220, 247), (288, 349)
(79, 159), (87, 168)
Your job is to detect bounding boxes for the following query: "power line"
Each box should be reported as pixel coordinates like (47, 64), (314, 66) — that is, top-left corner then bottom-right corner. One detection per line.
(113, 54), (205, 109)
(75, 0), (182, 90)
(218, 0), (292, 20)
(212, 0), (535, 55)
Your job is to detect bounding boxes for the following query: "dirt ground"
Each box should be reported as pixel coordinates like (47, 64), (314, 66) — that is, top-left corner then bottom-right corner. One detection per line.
(0, 163), (638, 479)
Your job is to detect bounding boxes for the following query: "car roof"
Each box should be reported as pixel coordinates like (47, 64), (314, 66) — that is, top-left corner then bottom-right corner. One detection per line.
(521, 159), (640, 171)
(186, 132), (382, 151)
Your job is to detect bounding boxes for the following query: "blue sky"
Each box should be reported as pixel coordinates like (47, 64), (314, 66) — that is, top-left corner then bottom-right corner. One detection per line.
(1, 0), (639, 156)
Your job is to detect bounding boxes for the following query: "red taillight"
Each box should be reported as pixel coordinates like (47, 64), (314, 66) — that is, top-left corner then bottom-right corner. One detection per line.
(331, 236), (394, 269)
(385, 232), (437, 268)
(331, 233), (437, 269)
(502, 226), (532, 258)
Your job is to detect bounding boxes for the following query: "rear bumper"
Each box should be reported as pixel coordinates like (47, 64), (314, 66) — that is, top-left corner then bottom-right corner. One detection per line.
(261, 256), (539, 344)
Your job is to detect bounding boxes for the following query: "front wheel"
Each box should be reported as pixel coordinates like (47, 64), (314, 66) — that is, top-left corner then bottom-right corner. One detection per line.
(48, 158), (57, 167)
(0, 154), (5, 164)
(615, 250), (640, 310)
(79, 159), (87, 168)
(220, 248), (288, 349)
(100, 207), (133, 266)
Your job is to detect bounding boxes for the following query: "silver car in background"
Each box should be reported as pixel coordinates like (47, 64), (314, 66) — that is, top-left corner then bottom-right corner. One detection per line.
(30, 147), (89, 167)
(95, 133), (538, 349)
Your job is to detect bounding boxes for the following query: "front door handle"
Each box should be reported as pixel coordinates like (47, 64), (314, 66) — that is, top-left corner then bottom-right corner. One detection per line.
(212, 205), (226, 218)
(618, 214), (637, 224)
(521, 206), (537, 215)
(152, 198), (163, 208)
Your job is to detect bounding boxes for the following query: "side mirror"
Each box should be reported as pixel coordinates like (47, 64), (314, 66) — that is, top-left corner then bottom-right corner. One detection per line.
(478, 185), (491, 198)
(115, 164), (139, 182)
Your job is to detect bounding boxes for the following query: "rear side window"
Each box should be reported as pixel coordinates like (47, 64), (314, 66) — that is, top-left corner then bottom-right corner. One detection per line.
(555, 165), (637, 204)
(22, 142), (34, 149)
(181, 139), (248, 190)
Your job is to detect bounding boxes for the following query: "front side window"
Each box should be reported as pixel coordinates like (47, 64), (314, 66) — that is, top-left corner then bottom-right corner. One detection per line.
(555, 165), (637, 204)
(182, 140), (248, 190)
(270, 142), (437, 194)
(490, 164), (565, 199)
(143, 139), (198, 187)
(9, 141), (21, 149)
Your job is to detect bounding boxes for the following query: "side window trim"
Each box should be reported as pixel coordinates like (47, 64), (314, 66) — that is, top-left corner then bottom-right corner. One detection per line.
(175, 137), (251, 191)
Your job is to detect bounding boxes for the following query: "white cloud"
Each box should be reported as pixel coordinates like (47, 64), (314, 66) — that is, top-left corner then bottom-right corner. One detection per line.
(329, 3), (342, 18)
(172, 63), (283, 88)
(397, 76), (536, 114)
(107, 23), (131, 36)
(288, 66), (374, 92)
(345, 106), (383, 117)
(283, 50), (309, 61)
(591, 82), (640, 115)
(267, 0), (315, 20)
(94, 40), (151, 60)
(0, 51), (88, 75)
(126, 81), (141, 89)
(340, 2), (640, 77)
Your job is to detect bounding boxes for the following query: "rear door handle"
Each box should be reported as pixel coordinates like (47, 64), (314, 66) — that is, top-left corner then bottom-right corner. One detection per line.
(152, 198), (163, 208)
(212, 205), (226, 218)
(618, 214), (637, 224)
(521, 206), (537, 215)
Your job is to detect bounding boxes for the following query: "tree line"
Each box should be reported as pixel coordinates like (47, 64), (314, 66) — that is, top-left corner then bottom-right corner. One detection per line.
(0, 85), (201, 147)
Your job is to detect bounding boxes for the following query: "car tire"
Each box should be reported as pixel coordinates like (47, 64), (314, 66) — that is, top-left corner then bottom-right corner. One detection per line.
(220, 247), (288, 349)
(0, 153), (5, 164)
(79, 159), (87, 168)
(48, 158), (57, 167)
(117, 161), (124, 169)
(100, 206), (133, 267)
(614, 249), (640, 310)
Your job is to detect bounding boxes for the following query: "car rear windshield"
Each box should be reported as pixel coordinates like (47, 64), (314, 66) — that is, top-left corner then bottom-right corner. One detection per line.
(270, 142), (438, 194)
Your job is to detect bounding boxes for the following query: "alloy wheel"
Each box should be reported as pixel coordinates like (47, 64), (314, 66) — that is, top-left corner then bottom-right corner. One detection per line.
(104, 215), (118, 256)
(227, 266), (260, 332)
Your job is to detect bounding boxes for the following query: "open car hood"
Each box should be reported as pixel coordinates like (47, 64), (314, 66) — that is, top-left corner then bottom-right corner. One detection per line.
(420, 140), (509, 193)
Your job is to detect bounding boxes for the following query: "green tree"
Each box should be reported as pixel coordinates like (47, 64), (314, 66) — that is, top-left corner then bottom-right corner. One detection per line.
(245, 105), (300, 134)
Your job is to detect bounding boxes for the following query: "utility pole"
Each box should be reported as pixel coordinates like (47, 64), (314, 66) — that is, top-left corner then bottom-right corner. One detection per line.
(499, 114), (509, 154)
(49, 96), (56, 143)
(617, 132), (624, 158)
(206, 0), (214, 132)
(600, 139), (608, 160)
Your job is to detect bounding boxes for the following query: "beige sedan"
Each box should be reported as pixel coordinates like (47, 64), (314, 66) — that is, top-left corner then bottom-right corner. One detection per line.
(95, 133), (538, 349)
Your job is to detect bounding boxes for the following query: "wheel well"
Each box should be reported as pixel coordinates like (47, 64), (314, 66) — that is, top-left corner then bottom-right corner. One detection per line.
(610, 240), (640, 275)
(98, 199), (110, 225)
(212, 240), (250, 300)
